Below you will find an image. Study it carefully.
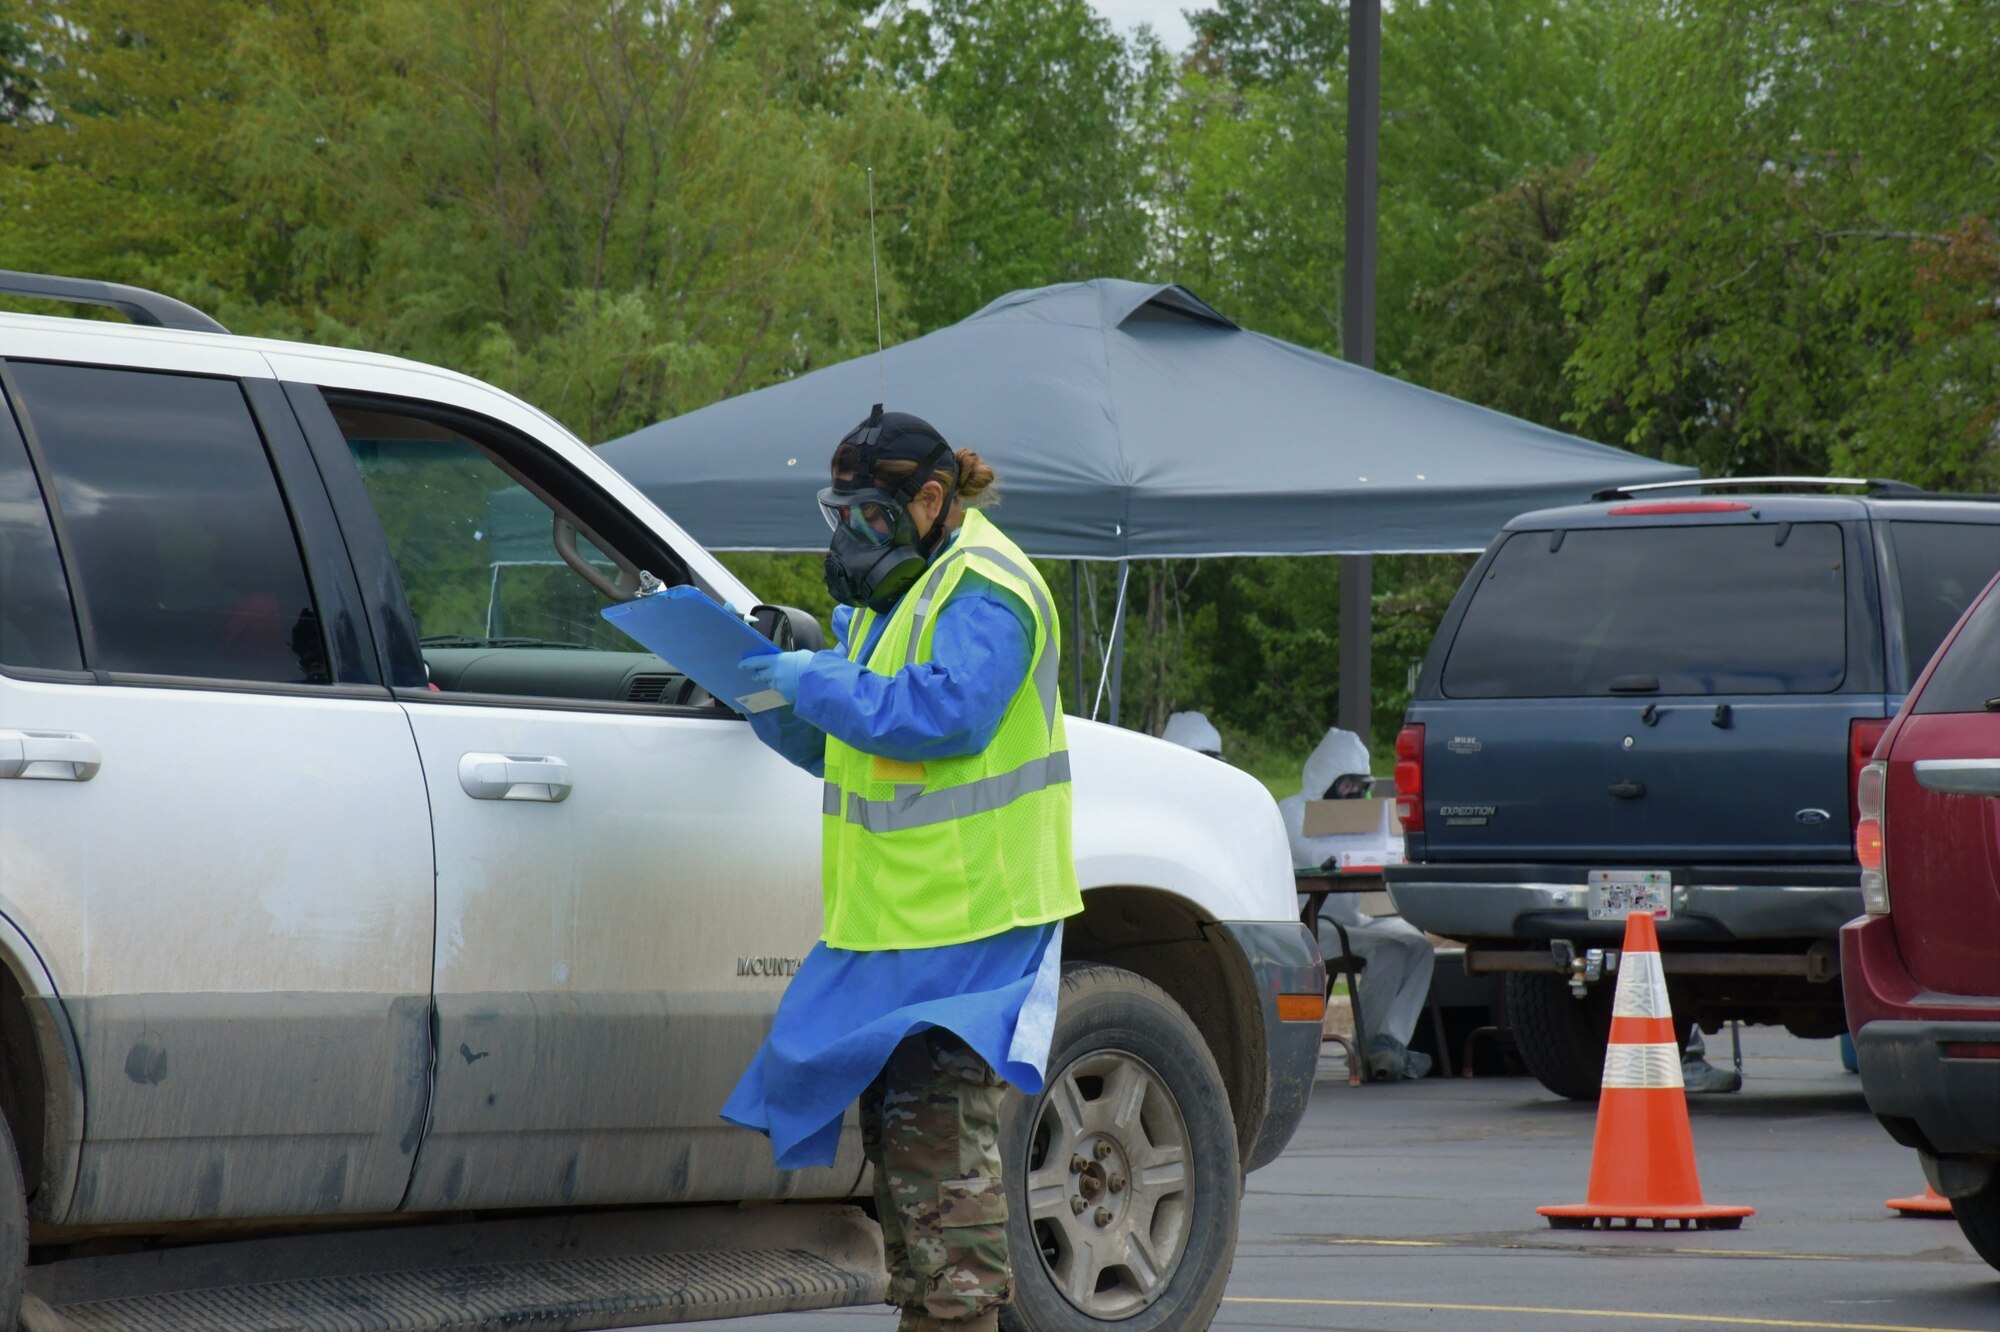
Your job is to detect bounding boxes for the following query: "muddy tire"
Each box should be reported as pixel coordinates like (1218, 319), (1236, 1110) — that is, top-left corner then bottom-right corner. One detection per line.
(0, 1112), (23, 1328)
(1000, 964), (1239, 1332)
(1953, 1175), (2000, 1274)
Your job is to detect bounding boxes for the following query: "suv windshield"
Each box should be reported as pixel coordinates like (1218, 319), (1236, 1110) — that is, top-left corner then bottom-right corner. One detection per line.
(1442, 522), (1848, 698)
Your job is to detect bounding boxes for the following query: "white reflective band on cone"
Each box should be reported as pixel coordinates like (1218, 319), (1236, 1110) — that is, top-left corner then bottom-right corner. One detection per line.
(1612, 949), (1672, 1020)
(1602, 1042), (1685, 1090)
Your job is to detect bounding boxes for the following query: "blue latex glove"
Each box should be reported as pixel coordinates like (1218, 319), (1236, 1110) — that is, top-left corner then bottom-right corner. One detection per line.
(741, 649), (814, 705)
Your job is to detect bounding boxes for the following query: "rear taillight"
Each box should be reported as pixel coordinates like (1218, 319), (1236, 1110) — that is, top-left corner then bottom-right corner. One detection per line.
(1394, 724), (1425, 834)
(1850, 717), (1890, 829)
(1856, 759), (1889, 915)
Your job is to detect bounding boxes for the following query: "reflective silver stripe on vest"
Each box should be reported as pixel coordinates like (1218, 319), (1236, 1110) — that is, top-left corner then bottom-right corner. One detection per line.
(840, 750), (1072, 833)
(905, 544), (1062, 736)
(822, 781), (844, 817)
(903, 549), (974, 666)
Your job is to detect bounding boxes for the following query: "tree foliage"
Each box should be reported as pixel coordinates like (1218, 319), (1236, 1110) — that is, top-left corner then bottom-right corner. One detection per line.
(888, 0), (1167, 328)
(1556, 0), (2000, 485)
(3, 0), (1994, 769)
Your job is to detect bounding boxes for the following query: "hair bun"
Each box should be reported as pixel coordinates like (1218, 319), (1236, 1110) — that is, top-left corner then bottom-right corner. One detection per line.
(955, 448), (997, 504)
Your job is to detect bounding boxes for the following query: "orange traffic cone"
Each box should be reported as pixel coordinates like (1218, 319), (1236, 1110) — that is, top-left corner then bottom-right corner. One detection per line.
(1539, 912), (1755, 1231)
(1886, 1184), (1952, 1217)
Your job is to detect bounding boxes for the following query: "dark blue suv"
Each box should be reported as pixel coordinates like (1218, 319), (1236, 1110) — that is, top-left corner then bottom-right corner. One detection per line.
(1385, 480), (2000, 1099)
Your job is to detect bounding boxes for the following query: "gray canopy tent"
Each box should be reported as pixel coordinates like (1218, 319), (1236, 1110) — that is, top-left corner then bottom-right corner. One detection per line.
(597, 279), (1693, 724)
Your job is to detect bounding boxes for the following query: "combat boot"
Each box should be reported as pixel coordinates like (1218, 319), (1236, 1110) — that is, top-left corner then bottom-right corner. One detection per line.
(896, 1311), (1001, 1332)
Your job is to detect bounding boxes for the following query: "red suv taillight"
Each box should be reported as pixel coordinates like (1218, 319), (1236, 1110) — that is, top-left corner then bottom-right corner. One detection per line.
(1850, 717), (1890, 829)
(1856, 759), (1889, 915)
(1394, 724), (1425, 834)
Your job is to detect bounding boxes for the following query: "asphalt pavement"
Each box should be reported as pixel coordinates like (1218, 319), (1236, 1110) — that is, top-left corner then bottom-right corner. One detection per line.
(723, 1029), (1998, 1332)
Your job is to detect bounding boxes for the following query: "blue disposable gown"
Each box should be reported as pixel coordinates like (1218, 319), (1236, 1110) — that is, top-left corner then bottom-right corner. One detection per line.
(723, 561), (1067, 1169)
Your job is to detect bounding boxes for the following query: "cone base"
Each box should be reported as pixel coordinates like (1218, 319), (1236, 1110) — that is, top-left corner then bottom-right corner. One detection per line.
(1886, 1193), (1952, 1216)
(1538, 1202), (1754, 1231)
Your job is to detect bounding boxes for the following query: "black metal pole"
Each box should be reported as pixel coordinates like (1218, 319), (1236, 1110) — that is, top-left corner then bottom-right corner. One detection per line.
(1339, 0), (1380, 745)
(1071, 561), (1085, 714)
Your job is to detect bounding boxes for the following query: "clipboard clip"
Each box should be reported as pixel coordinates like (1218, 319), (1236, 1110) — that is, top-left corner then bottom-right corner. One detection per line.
(636, 570), (667, 598)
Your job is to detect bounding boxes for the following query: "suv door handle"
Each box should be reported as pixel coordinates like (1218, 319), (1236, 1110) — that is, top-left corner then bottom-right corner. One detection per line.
(0, 730), (101, 782)
(458, 753), (572, 803)
(1913, 759), (2000, 798)
(1608, 780), (1646, 800)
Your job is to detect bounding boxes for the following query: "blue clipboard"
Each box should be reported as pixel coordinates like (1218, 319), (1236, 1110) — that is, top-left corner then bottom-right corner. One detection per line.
(600, 586), (785, 714)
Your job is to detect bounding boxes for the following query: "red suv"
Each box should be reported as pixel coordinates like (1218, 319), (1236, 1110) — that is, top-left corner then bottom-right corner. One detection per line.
(1842, 571), (2000, 1274)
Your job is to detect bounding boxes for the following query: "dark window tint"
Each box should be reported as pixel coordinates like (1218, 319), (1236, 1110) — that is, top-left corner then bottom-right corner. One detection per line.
(1443, 523), (1847, 698)
(1890, 521), (2000, 676)
(8, 363), (329, 683)
(1914, 581), (2000, 715)
(0, 394), (82, 671)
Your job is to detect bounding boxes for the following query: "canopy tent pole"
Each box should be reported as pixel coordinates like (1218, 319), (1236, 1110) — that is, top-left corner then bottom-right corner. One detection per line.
(1340, 0), (1382, 744)
(1109, 561), (1130, 727)
(1091, 560), (1131, 724)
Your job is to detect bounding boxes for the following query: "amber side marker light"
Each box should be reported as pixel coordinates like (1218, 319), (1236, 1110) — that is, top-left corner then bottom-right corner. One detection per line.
(1277, 993), (1328, 1023)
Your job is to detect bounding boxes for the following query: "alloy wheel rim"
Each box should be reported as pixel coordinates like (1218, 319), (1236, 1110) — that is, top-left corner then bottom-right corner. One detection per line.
(1024, 1048), (1193, 1320)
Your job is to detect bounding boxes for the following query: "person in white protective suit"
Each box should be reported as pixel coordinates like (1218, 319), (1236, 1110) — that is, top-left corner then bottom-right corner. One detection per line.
(1278, 728), (1437, 1081)
(1160, 710), (1225, 758)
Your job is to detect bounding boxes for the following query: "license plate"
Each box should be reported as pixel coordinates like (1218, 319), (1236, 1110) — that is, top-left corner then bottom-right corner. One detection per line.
(1587, 870), (1673, 921)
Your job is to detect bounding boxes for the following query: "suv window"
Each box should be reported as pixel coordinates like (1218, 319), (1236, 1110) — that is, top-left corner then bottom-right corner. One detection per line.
(6, 362), (330, 684)
(329, 402), (669, 702)
(1443, 522), (1847, 698)
(1913, 574), (2000, 715)
(0, 391), (83, 671)
(1889, 521), (2000, 674)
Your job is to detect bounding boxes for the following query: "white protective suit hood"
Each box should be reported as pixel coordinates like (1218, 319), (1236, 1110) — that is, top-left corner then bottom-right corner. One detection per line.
(1161, 711), (1224, 756)
(1299, 727), (1371, 800)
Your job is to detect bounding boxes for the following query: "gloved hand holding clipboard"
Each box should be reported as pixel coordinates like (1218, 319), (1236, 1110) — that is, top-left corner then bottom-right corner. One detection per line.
(600, 585), (788, 714)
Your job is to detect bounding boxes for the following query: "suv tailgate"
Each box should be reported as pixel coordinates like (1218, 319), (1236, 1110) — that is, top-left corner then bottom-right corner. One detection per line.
(1414, 518), (1882, 864)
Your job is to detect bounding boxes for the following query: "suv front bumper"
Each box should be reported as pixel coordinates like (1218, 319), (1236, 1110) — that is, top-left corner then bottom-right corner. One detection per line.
(1211, 920), (1324, 1175)
(1385, 863), (1862, 944)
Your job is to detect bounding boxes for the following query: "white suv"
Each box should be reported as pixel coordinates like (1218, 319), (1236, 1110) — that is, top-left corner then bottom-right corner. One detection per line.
(0, 273), (1322, 1332)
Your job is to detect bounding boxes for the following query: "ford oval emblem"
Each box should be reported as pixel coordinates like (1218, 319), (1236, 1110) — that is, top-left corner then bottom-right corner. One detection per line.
(1795, 808), (1831, 826)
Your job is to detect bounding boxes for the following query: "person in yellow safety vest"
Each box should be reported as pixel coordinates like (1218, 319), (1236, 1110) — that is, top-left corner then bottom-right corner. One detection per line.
(721, 406), (1083, 1332)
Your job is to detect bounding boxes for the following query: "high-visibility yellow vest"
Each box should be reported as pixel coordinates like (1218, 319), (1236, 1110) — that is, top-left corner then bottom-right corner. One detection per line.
(820, 509), (1083, 950)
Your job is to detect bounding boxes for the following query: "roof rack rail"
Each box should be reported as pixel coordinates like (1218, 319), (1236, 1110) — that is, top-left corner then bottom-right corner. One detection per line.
(0, 269), (228, 335)
(1590, 476), (1922, 503)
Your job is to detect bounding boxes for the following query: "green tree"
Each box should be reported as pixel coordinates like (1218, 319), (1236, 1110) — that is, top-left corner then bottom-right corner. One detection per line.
(1186, 0), (1345, 89)
(1406, 160), (1592, 432)
(1, 0), (945, 442)
(890, 0), (1168, 328)
(1557, 0), (2000, 484)
(1378, 0), (1628, 372)
(0, 0), (43, 124)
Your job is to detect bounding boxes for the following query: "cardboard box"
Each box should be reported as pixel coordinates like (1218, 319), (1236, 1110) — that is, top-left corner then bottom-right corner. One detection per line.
(1302, 796), (1400, 838)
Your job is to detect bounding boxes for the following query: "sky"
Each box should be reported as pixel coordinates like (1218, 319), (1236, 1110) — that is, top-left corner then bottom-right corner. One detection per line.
(1090, 0), (1195, 51)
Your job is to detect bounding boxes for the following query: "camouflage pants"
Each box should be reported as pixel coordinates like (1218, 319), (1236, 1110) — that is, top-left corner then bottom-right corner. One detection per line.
(859, 1029), (1013, 1321)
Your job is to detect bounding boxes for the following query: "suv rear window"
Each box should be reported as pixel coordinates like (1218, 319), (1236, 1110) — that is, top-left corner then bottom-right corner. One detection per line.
(1443, 522), (1847, 698)
(6, 362), (330, 684)
(1888, 521), (2000, 674)
(1913, 574), (2000, 715)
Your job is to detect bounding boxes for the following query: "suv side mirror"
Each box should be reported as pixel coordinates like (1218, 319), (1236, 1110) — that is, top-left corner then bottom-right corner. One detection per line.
(752, 605), (824, 652)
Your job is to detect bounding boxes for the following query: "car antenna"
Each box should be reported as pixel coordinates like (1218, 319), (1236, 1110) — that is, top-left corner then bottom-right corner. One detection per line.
(868, 166), (886, 415)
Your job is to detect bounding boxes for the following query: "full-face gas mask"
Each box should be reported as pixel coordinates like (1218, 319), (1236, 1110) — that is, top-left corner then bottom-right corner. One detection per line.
(818, 405), (958, 612)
